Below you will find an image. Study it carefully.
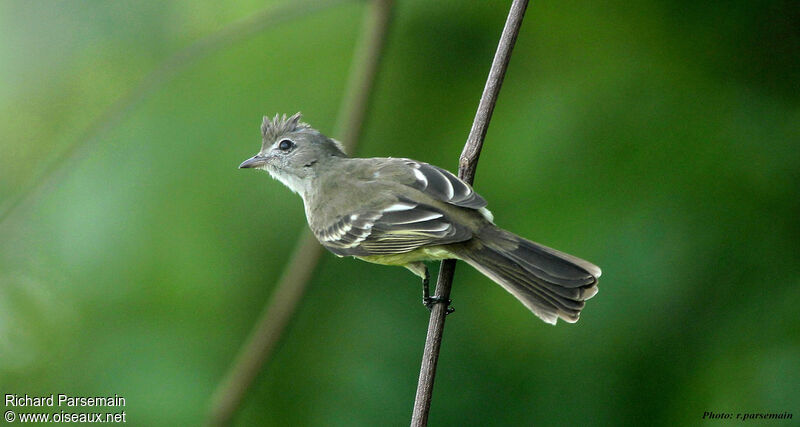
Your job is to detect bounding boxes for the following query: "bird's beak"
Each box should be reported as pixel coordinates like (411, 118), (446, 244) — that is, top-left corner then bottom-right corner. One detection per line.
(239, 155), (267, 169)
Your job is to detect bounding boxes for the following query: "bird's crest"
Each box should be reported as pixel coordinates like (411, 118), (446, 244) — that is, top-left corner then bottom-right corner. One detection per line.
(261, 112), (309, 142)
(259, 112), (346, 155)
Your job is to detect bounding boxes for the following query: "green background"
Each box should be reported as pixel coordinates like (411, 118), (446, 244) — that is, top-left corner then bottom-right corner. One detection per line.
(1, 0), (798, 425)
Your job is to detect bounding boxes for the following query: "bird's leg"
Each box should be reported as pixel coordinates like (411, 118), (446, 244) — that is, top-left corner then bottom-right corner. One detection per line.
(421, 266), (455, 315)
(422, 266), (431, 304)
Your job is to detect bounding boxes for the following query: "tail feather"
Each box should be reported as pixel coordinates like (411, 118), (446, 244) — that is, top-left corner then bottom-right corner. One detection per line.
(453, 226), (600, 324)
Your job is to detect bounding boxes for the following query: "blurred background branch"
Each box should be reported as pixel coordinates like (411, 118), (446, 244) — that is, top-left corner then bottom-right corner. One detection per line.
(0, 0), (350, 228)
(207, 0), (395, 425)
(411, 0), (528, 425)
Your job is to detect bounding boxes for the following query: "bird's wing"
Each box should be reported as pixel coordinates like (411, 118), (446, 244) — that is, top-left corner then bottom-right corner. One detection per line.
(393, 159), (487, 209)
(314, 197), (472, 257)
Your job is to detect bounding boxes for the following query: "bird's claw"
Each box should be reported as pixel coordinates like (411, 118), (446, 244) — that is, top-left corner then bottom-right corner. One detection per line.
(423, 296), (455, 315)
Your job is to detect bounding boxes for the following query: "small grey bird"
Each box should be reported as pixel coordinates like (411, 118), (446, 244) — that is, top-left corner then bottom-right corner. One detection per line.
(240, 113), (601, 324)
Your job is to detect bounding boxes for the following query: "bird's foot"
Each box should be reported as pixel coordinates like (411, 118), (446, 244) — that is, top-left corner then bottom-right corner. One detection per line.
(423, 296), (455, 315)
(420, 265), (454, 314)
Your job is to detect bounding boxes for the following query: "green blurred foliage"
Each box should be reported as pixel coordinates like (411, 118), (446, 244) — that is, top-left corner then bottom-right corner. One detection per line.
(1, 0), (798, 425)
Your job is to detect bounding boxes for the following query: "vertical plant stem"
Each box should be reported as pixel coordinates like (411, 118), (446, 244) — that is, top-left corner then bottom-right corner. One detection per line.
(207, 1), (394, 425)
(410, 1), (529, 425)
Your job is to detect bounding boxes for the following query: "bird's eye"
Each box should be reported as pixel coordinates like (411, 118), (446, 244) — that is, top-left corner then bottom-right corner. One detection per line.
(278, 139), (294, 151)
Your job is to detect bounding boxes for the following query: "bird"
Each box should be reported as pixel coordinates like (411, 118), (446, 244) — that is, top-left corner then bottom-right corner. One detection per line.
(239, 113), (601, 324)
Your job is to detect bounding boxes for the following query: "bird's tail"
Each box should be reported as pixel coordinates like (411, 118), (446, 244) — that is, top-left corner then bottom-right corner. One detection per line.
(450, 225), (601, 324)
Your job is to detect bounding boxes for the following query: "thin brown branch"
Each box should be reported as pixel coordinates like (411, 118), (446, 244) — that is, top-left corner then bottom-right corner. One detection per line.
(0, 0), (350, 229)
(206, 1), (395, 425)
(410, 1), (529, 425)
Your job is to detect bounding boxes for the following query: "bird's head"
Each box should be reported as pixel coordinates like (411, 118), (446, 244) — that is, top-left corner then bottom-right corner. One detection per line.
(239, 112), (346, 196)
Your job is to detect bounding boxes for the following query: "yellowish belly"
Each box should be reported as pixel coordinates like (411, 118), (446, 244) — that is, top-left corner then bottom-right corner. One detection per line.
(356, 246), (455, 267)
